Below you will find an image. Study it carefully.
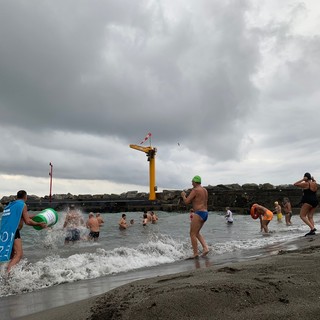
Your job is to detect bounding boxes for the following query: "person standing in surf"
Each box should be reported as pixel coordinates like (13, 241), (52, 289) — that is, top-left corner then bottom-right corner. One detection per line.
(273, 201), (283, 222)
(6, 190), (47, 273)
(225, 207), (234, 224)
(181, 175), (209, 258)
(282, 197), (292, 226)
(294, 172), (318, 236)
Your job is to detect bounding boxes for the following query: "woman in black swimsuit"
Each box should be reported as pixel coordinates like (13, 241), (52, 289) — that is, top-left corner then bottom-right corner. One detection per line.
(294, 172), (318, 236)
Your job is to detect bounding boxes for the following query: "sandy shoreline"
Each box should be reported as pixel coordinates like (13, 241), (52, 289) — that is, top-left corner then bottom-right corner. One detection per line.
(17, 235), (320, 320)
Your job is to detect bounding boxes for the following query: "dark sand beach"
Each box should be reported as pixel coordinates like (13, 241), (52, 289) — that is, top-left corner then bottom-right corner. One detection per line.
(18, 235), (320, 320)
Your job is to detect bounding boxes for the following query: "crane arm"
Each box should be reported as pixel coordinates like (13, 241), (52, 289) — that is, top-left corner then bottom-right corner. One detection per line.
(129, 144), (152, 153)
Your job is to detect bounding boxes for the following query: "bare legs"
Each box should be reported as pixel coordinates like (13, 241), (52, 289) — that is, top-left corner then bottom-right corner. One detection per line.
(190, 214), (209, 258)
(261, 220), (270, 233)
(7, 239), (23, 273)
(300, 204), (316, 230)
(285, 213), (292, 226)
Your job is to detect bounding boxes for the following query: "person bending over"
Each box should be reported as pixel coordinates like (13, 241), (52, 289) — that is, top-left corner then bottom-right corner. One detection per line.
(251, 204), (273, 233)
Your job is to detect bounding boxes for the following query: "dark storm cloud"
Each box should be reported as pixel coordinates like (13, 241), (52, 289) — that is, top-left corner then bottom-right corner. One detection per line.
(2, 0), (319, 192)
(0, 0), (259, 162)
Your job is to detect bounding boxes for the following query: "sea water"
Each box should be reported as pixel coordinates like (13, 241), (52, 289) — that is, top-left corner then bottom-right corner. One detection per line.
(0, 210), (314, 298)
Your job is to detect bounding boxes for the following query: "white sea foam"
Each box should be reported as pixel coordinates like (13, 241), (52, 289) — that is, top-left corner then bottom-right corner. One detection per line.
(0, 212), (314, 297)
(0, 235), (188, 297)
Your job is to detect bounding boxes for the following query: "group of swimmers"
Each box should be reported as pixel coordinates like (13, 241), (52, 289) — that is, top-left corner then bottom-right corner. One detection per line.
(2, 172), (318, 272)
(251, 172), (318, 236)
(118, 211), (158, 229)
(63, 205), (105, 243)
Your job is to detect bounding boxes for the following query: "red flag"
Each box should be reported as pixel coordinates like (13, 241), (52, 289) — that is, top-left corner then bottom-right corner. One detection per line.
(140, 132), (152, 144)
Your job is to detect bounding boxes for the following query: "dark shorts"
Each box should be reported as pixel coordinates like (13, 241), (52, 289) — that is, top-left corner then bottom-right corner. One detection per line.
(227, 221), (233, 224)
(195, 211), (208, 222)
(89, 231), (99, 239)
(15, 229), (21, 239)
(65, 228), (80, 242)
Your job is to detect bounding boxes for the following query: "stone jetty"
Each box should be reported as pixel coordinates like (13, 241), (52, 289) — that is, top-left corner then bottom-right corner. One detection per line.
(1, 183), (317, 214)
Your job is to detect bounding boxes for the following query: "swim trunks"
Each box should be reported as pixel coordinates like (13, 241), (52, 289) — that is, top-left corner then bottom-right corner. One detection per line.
(65, 228), (80, 242)
(88, 231), (99, 239)
(262, 210), (273, 221)
(195, 211), (208, 222)
(277, 213), (283, 220)
(14, 229), (21, 239)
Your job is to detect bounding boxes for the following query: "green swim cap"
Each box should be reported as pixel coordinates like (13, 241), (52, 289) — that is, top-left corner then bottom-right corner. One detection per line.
(192, 175), (201, 183)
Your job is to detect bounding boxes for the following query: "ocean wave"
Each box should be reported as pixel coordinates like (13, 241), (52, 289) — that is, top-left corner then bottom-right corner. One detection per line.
(0, 235), (188, 297)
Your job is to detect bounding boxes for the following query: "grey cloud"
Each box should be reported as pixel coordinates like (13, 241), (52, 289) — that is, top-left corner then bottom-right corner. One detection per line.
(0, 0), (259, 162)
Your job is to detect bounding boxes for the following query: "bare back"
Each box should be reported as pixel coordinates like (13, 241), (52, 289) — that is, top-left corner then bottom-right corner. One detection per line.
(87, 217), (100, 232)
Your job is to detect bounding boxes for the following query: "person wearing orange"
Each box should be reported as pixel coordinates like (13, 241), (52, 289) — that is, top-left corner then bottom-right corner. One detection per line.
(294, 172), (318, 236)
(251, 204), (273, 233)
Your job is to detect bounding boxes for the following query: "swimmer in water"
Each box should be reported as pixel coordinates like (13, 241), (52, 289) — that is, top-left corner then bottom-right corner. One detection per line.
(118, 214), (128, 230)
(150, 211), (158, 224)
(225, 207), (234, 224)
(95, 213), (104, 226)
(181, 175), (209, 258)
(63, 205), (84, 244)
(142, 213), (148, 226)
(86, 213), (100, 241)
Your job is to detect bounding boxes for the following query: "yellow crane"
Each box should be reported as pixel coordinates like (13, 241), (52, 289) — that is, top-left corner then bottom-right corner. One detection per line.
(129, 144), (157, 201)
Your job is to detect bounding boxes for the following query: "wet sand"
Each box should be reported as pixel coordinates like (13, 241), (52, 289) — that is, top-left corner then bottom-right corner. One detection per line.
(19, 236), (320, 320)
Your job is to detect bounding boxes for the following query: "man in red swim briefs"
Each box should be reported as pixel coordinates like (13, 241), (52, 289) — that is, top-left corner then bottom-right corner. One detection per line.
(181, 175), (209, 258)
(252, 204), (273, 233)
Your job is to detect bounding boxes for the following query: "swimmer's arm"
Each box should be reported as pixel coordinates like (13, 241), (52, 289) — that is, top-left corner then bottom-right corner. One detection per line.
(294, 178), (308, 188)
(22, 205), (46, 228)
(181, 190), (196, 205)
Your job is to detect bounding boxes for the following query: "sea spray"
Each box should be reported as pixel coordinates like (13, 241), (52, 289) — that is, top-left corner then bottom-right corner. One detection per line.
(0, 235), (188, 297)
(0, 211), (315, 297)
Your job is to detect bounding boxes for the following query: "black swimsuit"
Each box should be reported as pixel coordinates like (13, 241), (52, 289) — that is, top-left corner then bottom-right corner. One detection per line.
(301, 183), (319, 208)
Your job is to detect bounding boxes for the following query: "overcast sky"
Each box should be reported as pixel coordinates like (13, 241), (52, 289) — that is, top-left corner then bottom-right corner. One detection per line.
(1, 0), (320, 196)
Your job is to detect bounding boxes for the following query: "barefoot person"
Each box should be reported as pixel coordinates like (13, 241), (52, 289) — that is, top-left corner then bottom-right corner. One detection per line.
(86, 213), (100, 241)
(294, 173), (318, 236)
(2, 190), (47, 273)
(251, 204), (273, 233)
(282, 197), (292, 226)
(181, 175), (209, 258)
